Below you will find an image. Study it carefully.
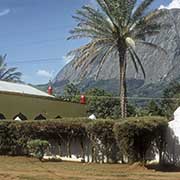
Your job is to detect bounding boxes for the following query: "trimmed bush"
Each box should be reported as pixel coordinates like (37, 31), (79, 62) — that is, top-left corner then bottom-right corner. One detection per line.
(86, 120), (118, 163)
(27, 139), (49, 160)
(0, 117), (168, 164)
(114, 117), (168, 163)
(0, 119), (87, 155)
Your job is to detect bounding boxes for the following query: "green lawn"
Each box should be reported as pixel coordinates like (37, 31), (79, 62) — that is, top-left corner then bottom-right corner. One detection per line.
(0, 156), (180, 180)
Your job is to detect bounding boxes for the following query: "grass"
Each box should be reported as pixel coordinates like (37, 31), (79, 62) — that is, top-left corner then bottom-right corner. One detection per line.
(0, 157), (180, 180)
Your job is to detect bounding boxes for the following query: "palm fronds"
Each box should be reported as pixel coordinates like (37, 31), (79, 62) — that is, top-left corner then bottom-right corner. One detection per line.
(0, 55), (22, 82)
(133, 0), (155, 20)
(68, 0), (166, 118)
(68, 0), (165, 80)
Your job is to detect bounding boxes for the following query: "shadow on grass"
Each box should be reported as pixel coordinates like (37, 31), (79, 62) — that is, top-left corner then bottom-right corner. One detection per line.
(146, 164), (180, 172)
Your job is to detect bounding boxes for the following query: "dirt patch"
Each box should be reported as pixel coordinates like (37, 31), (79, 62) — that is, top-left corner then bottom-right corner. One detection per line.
(0, 157), (180, 180)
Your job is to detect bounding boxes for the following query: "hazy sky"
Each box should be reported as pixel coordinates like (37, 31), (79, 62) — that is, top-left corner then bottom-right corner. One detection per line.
(0, 0), (172, 84)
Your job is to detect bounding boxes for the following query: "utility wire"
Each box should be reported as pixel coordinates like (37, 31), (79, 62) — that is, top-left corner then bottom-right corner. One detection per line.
(0, 37), (66, 50)
(8, 57), (64, 65)
(63, 95), (180, 101)
(0, 24), (72, 36)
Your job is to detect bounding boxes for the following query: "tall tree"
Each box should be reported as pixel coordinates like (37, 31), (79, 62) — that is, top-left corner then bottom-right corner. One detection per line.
(0, 55), (22, 82)
(68, 0), (166, 118)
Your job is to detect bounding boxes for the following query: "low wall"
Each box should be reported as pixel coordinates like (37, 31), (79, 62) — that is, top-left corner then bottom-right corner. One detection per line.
(0, 93), (86, 119)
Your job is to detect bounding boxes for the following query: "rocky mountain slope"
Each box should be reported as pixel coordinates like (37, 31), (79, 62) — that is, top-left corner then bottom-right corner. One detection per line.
(52, 9), (180, 96)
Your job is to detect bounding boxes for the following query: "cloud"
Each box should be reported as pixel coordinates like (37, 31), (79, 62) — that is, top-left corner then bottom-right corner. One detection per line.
(37, 70), (53, 78)
(159, 0), (180, 10)
(0, 9), (11, 17)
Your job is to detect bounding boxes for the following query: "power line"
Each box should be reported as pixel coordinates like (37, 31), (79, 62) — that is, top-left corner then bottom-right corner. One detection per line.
(8, 57), (64, 65)
(0, 37), (67, 50)
(0, 24), (72, 36)
(126, 97), (179, 101)
(66, 95), (180, 101)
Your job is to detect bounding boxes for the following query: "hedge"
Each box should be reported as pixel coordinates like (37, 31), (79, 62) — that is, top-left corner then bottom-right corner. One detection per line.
(0, 119), (87, 155)
(0, 117), (168, 164)
(114, 117), (168, 163)
(86, 120), (118, 163)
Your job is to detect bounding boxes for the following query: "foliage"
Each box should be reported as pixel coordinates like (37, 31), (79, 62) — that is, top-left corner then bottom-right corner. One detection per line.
(68, 0), (167, 117)
(134, 107), (149, 117)
(60, 86), (137, 118)
(87, 97), (119, 119)
(146, 100), (163, 116)
(0, 54), (22, 82)
(0, 119), (87, 156)
(114, 117), (168, 163)
(0, 117), (167, 164)
(87, 96), (136, 119)
(161, 81), (180, 118)
(64, 83), (80, 98)
(85, 88), (111, 97)
(84, 88), (136, 119)
(86, 120), (118, 163)
(59, 83), (81, 103)
(85, 88), (116, 119)
(27, 139), (49, 161)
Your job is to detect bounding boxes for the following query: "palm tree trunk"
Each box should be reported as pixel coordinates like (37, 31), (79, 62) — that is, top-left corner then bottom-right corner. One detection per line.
(118, 42), (127, 118)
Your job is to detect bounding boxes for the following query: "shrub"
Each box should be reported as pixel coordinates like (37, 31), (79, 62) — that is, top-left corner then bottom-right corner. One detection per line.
(27, 139), (49, 160)
(114, 117), (168, 163)
(86, 120), (118, 163)
(0, 117), (168, 164)
(0, 119), (87, 155)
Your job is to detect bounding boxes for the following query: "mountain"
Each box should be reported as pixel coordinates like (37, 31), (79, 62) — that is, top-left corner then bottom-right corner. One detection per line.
(52, 9), (180, 97)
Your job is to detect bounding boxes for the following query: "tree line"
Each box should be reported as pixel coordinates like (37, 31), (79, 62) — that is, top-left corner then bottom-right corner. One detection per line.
(61, 81), (180, 119)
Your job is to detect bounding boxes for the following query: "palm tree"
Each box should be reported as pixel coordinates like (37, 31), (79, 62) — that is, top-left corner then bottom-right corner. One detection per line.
(68, 0), (167, 118)
(0, 54), (22, 82)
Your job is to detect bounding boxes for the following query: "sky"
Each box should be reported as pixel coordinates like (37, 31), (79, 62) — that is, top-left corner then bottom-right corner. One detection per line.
(0, 0), (176, 84)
